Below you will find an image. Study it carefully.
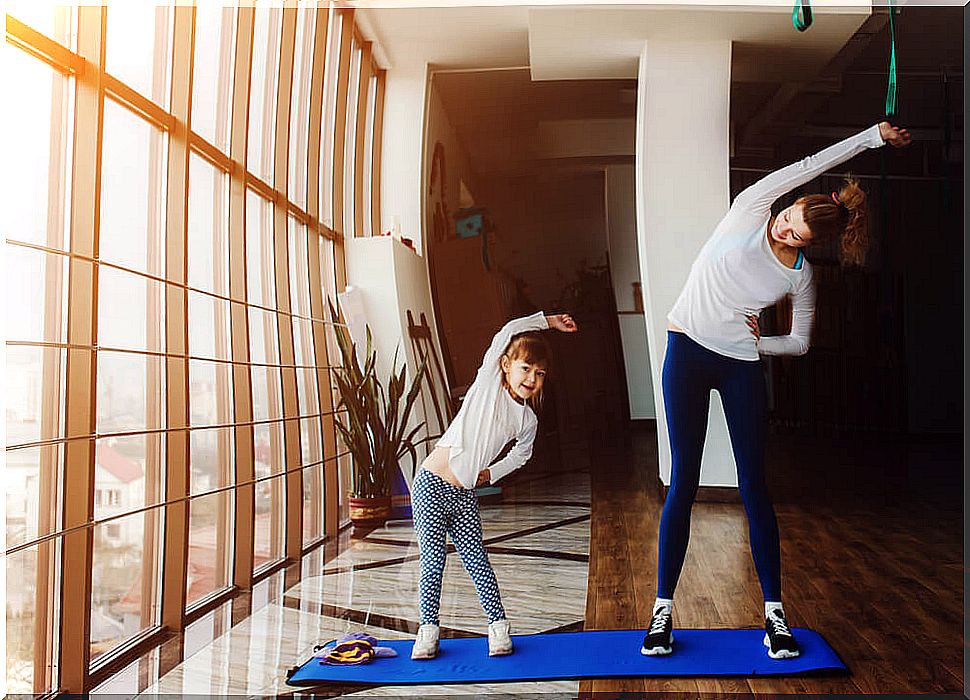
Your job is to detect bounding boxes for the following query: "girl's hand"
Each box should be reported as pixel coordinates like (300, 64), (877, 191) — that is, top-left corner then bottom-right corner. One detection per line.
(878, 122), (911, 148)
(746, 313), (761, 340)
(476, 469), (491, 487)
(547, 314), (578, 333)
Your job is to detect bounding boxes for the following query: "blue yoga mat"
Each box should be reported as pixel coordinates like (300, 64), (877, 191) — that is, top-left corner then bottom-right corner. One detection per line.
(286, 628), (846, 686)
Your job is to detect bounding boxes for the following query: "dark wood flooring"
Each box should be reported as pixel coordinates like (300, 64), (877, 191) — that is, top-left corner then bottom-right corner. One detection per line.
(581, 424), (963, 696)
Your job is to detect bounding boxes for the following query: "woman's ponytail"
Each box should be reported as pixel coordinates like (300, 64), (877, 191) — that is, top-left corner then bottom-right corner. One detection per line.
(836, 179), (869, 266)
(799, 177), (870, 267)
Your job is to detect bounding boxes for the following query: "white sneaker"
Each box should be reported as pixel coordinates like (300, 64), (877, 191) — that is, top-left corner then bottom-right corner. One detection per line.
(487, 619), (513, 656)
(410, 624), (440, 660)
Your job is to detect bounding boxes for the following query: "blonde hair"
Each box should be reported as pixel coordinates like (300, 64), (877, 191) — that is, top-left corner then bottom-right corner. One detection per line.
(500, 331), (552, 413)
(797, 178), (869, 267)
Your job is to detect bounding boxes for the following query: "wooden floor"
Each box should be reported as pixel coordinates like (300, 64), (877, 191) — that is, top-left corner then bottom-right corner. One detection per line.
(581, 424), (963, 697)
(120, 421), (962, 697)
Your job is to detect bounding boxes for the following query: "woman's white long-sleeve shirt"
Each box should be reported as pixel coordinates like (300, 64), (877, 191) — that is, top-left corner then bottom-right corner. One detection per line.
(668, 123), (886, 361)
(436, 312), (549, 489)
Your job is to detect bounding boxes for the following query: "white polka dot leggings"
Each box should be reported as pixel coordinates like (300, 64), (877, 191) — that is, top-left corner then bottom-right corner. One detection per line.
(412, 468), (507, 625)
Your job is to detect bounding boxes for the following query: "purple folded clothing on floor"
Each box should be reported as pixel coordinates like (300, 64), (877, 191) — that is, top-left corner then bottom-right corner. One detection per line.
(314, 632), (398, 665)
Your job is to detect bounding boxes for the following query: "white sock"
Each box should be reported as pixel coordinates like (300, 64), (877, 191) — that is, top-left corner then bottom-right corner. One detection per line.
(765, 601), (784, 618)
(653, 597), (673, 615)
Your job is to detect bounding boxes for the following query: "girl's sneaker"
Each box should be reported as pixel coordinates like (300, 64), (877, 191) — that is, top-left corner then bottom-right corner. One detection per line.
(640, 606), (674, 655)
(763, 609), (800, 659)
(487, 619), (513, 656)
(410, 624), (440, 660)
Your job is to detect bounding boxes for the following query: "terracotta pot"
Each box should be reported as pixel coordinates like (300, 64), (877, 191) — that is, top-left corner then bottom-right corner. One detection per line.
(348, 495), (392, 529)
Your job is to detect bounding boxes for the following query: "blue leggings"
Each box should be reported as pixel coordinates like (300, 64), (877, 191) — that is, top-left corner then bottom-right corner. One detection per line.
(657, 331), (781, 602)
(412, 469), (506, 625)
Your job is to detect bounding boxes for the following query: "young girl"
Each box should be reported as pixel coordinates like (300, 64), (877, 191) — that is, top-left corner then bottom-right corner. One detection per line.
(641, 121), (910, 660)
(409, 311), (578, 660)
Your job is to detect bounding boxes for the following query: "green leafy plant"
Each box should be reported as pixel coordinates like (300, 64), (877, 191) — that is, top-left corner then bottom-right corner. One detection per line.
(328, 300), (428, 499)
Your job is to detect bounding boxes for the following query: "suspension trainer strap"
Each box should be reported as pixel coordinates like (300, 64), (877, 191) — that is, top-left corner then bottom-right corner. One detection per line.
(885, 0), (898, 117)
(792, 0), (813, 31)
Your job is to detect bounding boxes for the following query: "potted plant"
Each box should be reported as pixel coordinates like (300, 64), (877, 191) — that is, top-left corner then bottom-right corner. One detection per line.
(329, 301), (427, 531)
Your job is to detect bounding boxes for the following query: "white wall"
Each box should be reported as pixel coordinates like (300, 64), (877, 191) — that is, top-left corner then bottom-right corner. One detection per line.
(424, 75), (483, 251)
(345, 236), (450, 483)
(635, 40), (738, 487)
(370, 61), (460, 478)
(536, 118), (635, 159)
(380, 59), (430, 254)
(606, 164), (655, 419)
(427, 82), (473, 193)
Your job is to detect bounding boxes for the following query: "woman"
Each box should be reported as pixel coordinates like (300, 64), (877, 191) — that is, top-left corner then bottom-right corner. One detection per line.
(641, 121), (910, 660)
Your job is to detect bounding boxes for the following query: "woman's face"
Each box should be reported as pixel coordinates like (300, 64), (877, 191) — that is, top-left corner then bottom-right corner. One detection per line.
(770, 203), (813, 248)
(500, 355), (546, 403)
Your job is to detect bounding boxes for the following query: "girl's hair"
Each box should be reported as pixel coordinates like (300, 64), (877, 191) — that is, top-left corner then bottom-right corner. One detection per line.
(797, 178), (869, 266)
(501, 331), (552, 413)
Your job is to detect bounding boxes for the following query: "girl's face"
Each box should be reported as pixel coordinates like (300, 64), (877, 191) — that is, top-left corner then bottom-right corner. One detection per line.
(770, 203), (813, 248)
(500, 355), (547, 403)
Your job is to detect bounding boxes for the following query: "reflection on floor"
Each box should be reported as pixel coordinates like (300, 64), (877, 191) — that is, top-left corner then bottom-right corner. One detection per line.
(92, 452), (592, 697)
(89, 428), (964, 697)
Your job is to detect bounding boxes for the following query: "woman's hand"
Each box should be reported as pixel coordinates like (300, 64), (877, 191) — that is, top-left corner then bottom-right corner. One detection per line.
(746, 313), (761, 340)
(878, 122), (911, 148)
(546, 313), (578, 333)
(476, 469), (491, 487)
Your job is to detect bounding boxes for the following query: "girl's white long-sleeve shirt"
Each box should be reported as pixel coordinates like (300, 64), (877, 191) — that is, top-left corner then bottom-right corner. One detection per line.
(436, 312), (549, 490)
(668, 123), (886, 361)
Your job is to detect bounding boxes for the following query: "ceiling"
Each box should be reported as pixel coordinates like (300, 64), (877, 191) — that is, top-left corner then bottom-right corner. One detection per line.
(527, 5), (871, 82)
(359, 2), (963, 175)
(432, 69), (634, 173)
(361, 1), (874, 76)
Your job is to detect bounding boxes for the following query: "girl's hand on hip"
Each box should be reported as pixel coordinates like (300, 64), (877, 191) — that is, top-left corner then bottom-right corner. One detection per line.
(476, 469), (491, 487)
(746, 313), (761, 340)
(547, 313), (578, 333)
(878, 122), (911, 148)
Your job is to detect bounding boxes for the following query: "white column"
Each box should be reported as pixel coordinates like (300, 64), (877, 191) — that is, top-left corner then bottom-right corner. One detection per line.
(635, 40), (738, 488)
(367, 54), (465, 484)
(379, 59), (429, 254)
(345, 236), (449, 483)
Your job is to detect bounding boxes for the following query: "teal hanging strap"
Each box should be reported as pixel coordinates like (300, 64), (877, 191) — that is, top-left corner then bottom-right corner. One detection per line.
(792, 0), (813, 31)
(885, 0), (897, 117)
(877, 2), (897, 338)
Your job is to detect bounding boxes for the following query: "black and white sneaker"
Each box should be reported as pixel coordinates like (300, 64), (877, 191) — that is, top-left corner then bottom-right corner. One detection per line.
(640, 607), (673, 656)
(763, 608), (800, 659)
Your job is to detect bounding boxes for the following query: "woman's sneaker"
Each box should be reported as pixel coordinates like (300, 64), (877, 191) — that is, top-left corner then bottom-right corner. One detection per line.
(488, 619), (513, 656)
(763, 609), (800, 659)
(410, 624), (440, 660)
(640, 606), (674, 655)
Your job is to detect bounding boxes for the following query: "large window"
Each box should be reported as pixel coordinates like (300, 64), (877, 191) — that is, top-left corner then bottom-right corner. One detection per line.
(104, 2), (172, 107)
(289, 8), (316, 208)
(6, 1), (383, 693)
(342, 36), (362, 236)
(5, 37), (73, 695)
(186, 154), (236, 609)
(248, 4), (282, 184)
(319, 10), (343, 229)
(362, 72), (379, 237)
(290, 219), (325, 546)
(191, 5), (235, 154)
(246, 191), (286, 569)
(92, 94), (169, 663)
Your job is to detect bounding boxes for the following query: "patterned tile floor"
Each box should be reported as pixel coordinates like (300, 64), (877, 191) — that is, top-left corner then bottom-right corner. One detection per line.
(96, 462), (591, 697)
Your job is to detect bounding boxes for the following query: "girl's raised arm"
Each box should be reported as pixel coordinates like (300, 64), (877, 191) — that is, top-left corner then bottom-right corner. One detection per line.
(473, 311), (550, 383)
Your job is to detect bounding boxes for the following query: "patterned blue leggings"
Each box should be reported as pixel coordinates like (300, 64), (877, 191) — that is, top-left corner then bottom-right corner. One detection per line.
(412, 469), (506, 625)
